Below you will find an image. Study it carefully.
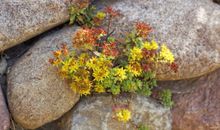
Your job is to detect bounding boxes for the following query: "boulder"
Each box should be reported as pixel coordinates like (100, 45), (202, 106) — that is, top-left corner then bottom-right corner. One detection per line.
(7, 26), (80, 129)
(160, 69), (220, 130)
(0, 85), (10, 130)
(0, 0), (91, 52)
(56, 95), (171, 130)
(95, 0), (220, 80)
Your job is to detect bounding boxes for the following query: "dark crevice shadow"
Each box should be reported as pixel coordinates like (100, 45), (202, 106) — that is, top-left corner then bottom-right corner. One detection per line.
(213, 0), (220, 4)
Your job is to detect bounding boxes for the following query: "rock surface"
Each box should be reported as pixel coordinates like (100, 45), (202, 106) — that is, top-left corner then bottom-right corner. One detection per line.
(56, 95), (171, 130)
(0, 0), (91, 52)
(0, 57), (7, 76)
(0, 85), (10, 130)
(95, 0), (220, 80)
(7, 26), (80, 129)
(160, 69), (220, 130)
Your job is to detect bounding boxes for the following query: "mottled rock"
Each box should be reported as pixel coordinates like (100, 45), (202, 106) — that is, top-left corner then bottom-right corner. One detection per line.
(95, 0), (220, 80)
(7, 26), (80, 129)
(0, 85), (10, 130)
(57, 95), (171, 130)
(0, 57), (7, 75)
(160, 69), (220, 130)
(0, 0), (91, 52)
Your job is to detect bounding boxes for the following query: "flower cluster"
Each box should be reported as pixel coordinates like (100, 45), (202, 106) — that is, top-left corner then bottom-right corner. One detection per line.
(135, 22), (152, 37)
(50, 6), (178, 124)
(115, 108), (131, 122)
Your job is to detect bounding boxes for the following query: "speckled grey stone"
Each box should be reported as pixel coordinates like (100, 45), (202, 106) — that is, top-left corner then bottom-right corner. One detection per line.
(7, 26), (80, 129)
(57, 95), (171, 130)
(0, 85), (10, 130)
(0, 0), (91, 52)
(95, 0), (220, 80)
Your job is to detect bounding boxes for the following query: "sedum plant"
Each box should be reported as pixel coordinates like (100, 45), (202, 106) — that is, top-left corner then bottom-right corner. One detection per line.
(49, 2), (178, 126)
(159, 89), (174, 108)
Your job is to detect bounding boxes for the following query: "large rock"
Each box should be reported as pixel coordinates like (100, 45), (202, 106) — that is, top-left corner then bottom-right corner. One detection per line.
(7, 26), (80, 129)
(95, 0), (220, 80)
(56, 95), (171, 130)
(0, 85), (10, 130)
(0, 0), (91, 52)
(160, 69), (220, 130)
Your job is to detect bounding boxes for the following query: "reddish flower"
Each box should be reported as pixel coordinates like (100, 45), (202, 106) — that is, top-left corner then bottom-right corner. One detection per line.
(135, 22), (152, 37)
(49, 58), (55, 64)
(102, 42), (119, 57)
(93, 28), (107, 39)
(142, 48), (156, 59)
(72, 28), (106, 49)
(104, 6), (120, 17)
(141, 63), (150, 72)
(61, 43), (68, 56)
(170, 62), (178, 73)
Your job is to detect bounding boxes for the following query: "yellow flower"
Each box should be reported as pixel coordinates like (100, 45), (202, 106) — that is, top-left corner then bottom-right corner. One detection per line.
(129, 47), (143, 61)
(86, 56), (112, 71)
(94, 84), (105, 93)
(70, 78), (92, 96)
(114, 68), (127, 81)
(96, 11), (106, 20)
(115, 109), (131, 122)
(86, 57), (97, 70)
(93, 68), (110, 81)
(78, 53), (89, 66)
(159, 44), (174, 63)
(143, 40), (158, 50)
(61, 63), (69, 73)
(69, 60), (79, 73)
(126, 63), (142, 77)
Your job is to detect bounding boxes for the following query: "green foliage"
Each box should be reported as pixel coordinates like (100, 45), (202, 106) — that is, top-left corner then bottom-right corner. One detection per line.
(138, 124), (150, 130)
(159, 89), (174, 108)
(68, 4), (95, 27)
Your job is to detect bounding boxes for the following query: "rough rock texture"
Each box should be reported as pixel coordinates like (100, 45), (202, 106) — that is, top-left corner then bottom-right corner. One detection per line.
(56, 95), (171, 130)
(0, 85), (10, 130)
(160, 69), (220, 130)
(7, 26), (80, 129)
(0, 0), (91, 52)
(0, 57), (7, 76)
(95, 0), (220, 80)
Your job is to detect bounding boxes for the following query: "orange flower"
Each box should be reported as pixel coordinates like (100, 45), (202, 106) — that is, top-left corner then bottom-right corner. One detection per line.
(72, 28), (106, 50)
(72, 28), (96, 50)
(135, 22), (152, 37)
(53, 50), (62, 58)
(102, 42), (119, 57)
(142, 48), (156, 59)
(61, 43), (68, 56)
